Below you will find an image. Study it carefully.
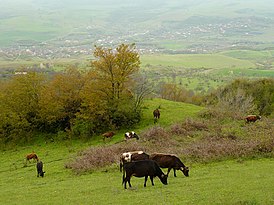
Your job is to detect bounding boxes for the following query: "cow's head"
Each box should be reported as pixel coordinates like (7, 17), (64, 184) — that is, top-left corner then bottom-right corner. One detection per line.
(40, 171), (45, 177)
(182, 167), (189, 177)
(131, 131), (139, 140)
(160, 174), (168, 185)
(122, 152), (132, 162)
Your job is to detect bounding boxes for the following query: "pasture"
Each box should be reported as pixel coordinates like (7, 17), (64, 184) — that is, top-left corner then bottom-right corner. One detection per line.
(0, 145), (273, 204)
(0, 98), (273, 204)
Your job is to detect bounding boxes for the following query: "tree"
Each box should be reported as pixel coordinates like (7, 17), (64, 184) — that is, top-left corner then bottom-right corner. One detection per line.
(0, 72), (45, 143)
(80, 43), (141, 130)
(92, 43), (140, 101)
(39, 67), (84, 132)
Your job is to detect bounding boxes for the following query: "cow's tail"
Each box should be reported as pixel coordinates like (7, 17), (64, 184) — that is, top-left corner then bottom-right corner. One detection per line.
(122, 169), (126, 185)
(119, 158), (123, 172)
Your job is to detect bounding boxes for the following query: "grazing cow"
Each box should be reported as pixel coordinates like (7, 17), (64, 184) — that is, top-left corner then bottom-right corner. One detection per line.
(153, 109), (160, 123)
(36, 161), (45, 177)
(120, 151), (149, 172)
(26, 153), (39, 163)
(124, 131), (139, 140)
(122, 160), (168, 189)
(102, 131), (115, 141)
(245, 115), (261, 123)
(150, 153), (189, 177)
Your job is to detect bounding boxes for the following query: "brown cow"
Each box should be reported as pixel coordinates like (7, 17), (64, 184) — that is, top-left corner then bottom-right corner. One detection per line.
(150, 153), (189, 177)
(102, 131), (115, 141)
(153, 109), (160, 123)
(26, 153), (39, 163)
(120, 151), (149, 172)
(245, 115), (261, 123)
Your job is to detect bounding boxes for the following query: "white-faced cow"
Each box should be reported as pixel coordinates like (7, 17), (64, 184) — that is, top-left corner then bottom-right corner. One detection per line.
(124, 131), (139, 140)
(150, 153), (189, 177)
(122, 160), (168, 189)
(120, 151), (149, 172)
(36, 161), (45, 177)
(245, 115), (261, 123)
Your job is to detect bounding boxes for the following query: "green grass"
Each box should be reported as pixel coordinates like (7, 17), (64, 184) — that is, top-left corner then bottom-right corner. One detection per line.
(1, 146), (273, 205)
(221, 50), (274, 61)
(0, 98), (273, 204)
(141, 54), (256, 69)
(139, 98), (204, 128)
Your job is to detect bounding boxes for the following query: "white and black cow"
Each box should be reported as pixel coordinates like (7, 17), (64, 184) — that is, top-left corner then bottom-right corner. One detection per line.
(124, 131), (139, 140)
(122, 160), (168, 189)
(119, 151), (149, 172)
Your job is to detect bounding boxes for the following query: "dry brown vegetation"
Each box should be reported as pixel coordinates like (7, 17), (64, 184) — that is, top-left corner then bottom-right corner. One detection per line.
(65, 114), (274, 174)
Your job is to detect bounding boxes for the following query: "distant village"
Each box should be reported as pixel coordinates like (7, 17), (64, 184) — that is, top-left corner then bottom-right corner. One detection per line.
(0, 16), (270, 72)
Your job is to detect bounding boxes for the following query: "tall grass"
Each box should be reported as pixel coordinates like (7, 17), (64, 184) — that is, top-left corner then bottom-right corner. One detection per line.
(66, 115), (274, 174)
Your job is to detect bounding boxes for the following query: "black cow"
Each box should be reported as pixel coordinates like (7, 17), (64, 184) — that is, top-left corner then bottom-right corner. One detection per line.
(36, 161), (45, 177)
(124, 131), (139, 140)
(122, 160), (168, 189)
(150, 153), (189, 177)
(120, 151), (149, 172)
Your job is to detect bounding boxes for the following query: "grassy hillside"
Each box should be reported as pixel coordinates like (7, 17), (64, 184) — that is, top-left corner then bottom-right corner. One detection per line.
(0, 98), (273, 204)
(1, 155), (273, 204)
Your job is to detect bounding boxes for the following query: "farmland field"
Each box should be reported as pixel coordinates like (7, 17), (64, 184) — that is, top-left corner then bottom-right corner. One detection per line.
(140, 52), (274, 92)
(141, 54), (256, 69)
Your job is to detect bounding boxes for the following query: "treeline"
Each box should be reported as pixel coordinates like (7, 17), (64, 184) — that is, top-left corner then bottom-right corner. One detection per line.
(205, 78), (274, 118)
(160, 78), (274, 118)
(1, 43), (273, 145)
(0, 44), (145, 144)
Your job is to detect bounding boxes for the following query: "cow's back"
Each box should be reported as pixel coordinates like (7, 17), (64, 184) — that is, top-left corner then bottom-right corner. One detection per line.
(131, 152), (149, 161)
(150, 154), (183, 168)
(124, 160), (157, 176)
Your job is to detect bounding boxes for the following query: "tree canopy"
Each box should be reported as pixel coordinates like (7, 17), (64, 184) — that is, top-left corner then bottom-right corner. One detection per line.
(0, 44), (142, 144)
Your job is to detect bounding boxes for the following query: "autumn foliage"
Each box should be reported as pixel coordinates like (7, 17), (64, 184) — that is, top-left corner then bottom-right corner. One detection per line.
(0, 44), (141, 143)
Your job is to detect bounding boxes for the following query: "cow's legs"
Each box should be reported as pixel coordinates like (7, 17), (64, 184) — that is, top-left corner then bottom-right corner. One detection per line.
(128, 177), (132, 188)
(144, 175), (148, 187)
(124, 177), (127, 189)
(173, 168), (177, 177)
(167, 167), (172, 176)
(124, 176), (131, 189)
(150, 176), (154, 186)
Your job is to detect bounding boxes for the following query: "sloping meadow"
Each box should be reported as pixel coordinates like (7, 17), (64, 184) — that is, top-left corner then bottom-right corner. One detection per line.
(65, 116), (274, 174)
